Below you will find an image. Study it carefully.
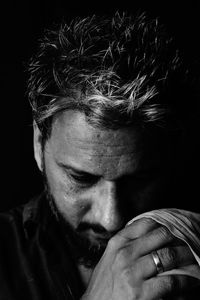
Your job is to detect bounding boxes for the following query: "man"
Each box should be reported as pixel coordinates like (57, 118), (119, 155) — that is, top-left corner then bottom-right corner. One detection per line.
(0, 12), (199, 299)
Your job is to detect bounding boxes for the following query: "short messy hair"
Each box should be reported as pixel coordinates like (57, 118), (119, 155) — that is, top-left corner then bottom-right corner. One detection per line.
(27, 12), (188, 142)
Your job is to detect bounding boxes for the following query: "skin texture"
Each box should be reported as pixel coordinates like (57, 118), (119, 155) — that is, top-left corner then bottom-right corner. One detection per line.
(34, 110), (168, 240)
(34, 110), (199, 299)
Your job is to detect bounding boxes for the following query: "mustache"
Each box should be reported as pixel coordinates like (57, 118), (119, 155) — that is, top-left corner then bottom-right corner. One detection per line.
(77, 222), (116, 240)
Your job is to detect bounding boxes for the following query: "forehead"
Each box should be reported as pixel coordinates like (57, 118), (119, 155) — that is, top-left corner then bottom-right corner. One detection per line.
(46, 110), (160, 179)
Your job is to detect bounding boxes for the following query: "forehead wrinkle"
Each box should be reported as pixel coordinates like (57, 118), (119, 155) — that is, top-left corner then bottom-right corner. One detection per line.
(62, 142), (138, 157)
(65, 139), (136, 148)
(69, 149), (139, 180)
(58, 129), (139, 150)
(52, 138), (140, 180)
(62, 140), (140, 161)
(63, 139), (140, 154)
(52, 126), (140, 158)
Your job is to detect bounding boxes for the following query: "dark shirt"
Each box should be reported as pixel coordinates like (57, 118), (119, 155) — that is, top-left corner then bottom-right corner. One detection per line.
(0, 193), (85, 300)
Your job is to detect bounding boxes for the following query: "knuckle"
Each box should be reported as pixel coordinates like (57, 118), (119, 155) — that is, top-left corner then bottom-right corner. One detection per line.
(139, 217), (157, 227)
(157, 226), (172, 242)
(139, 218), (158, 232)
(107, 235), (120, 250)
(159, 247), (176, 268)
(111, 248), (131, 272)
(115, 248), (128, 266)
(128, 217), (157, 235)
(120, 267), (132, 281)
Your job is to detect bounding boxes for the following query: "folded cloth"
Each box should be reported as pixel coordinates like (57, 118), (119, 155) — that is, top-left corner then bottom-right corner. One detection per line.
(127, 209), (200, 280)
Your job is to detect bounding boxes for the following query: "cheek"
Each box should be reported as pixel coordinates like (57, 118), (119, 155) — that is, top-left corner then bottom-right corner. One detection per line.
(44, 156), (85, 227)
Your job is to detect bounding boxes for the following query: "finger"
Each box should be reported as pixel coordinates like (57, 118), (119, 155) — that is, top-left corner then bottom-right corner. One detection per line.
(108, 218), (159, 251)
(131, 225), (175, 258)
(130, 245), (196, 281)
(113, 218), (159, 246)
(143, 275), (200, 299)
(156, 245), (196, 272)
(130, 253), (159, 280)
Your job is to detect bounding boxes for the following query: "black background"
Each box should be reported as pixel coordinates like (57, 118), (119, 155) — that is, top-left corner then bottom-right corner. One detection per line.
(1, 1), (200, 211)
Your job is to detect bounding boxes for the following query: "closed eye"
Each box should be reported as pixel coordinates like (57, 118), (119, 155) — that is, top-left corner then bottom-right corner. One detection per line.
(70, 173), (99, 185)
(57, 161), (99, 186)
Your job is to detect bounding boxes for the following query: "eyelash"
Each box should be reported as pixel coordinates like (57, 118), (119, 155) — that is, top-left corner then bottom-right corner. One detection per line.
(69, 173), (98, 186)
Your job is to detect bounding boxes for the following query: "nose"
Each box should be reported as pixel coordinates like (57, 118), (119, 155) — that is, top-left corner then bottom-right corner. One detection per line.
(90, 180), (123, 233)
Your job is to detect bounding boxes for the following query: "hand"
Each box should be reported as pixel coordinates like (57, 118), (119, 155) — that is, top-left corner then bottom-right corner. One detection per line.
(81, 218), (200, 300)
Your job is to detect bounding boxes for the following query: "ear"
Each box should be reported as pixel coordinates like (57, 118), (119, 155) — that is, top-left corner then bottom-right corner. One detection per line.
(33, 122), (43, 172)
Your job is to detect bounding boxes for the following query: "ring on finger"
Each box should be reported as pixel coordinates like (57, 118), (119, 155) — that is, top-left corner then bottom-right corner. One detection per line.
(152, 250), (164, 274)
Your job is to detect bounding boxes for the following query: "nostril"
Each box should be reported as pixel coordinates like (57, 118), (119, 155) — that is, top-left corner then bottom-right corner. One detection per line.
(91, 225), (107, 234)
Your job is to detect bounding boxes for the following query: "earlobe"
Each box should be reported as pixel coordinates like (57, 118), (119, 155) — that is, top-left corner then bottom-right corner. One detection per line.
(33, 122), (43, 172)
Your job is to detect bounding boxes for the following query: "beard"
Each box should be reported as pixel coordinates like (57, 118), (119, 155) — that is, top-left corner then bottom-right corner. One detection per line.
(43, 177), (108, 269)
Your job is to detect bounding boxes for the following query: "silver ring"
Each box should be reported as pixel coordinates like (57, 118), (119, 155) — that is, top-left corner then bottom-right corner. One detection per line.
(152, 251), (164, 274)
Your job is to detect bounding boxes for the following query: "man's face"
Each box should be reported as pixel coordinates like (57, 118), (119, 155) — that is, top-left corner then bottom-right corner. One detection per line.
(34, 110), (172, 266)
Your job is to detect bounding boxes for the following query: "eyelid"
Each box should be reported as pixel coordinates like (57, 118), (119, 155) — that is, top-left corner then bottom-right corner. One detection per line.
(69, 172), (99, 185)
